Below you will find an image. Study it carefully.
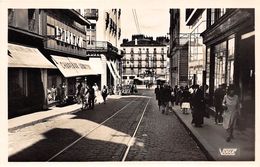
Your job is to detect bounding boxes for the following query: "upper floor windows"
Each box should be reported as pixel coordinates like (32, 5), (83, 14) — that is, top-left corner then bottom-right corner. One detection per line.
(207, 8), (228, 28)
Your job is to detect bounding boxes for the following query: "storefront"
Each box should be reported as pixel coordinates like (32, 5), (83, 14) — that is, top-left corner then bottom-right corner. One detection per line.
(42, 9), (94, 104)
(50, 55), (98, 104)
(8, 43), (57, 118)
(201, 9), (255, 127)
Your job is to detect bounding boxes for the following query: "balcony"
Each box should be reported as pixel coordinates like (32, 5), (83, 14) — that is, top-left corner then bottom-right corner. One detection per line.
(86, 41), (121, 58)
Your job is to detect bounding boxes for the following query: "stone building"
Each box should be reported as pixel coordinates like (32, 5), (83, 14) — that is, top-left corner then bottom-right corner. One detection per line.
(120, 35), (168, 85)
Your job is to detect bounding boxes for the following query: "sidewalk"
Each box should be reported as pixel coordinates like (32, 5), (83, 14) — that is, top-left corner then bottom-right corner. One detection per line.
(172, 105), (255, 161)
(8, 94), (119, 132)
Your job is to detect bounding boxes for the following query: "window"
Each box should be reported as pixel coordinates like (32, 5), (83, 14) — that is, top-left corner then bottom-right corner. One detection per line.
(8, 9), (15, 25)
(105, 12), (109, 29)
(206, 47), (210, 86)
(214, 41), (227, 89)
(8, 69), (28, 97)
(220, 8), (226, 17)
(227, 37), (235, 85)
(210, 9), (215, 25)
(28, 9), (36, 32)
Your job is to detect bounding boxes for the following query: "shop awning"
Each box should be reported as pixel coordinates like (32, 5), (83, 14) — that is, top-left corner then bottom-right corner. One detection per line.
(106, 61), (117, 80)
(51, 55), (96, 78)
(110, 61), (121, 79)
(8, 43), (56, 69)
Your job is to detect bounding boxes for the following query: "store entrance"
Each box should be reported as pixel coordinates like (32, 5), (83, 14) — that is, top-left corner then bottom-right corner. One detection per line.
(238, 32), (255, 128)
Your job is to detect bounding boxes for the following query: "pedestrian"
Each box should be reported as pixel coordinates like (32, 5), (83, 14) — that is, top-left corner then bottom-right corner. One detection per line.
(179, 86), (184, 107)
(80, 83), (87, 110)
(160, 83), (171, 115)
(51, 85), (57, 101)
(93, 83), (99, 103)
(222, 85), (240, 142)
(190, 84), (205, 127)
(60, 82), (66, 104)
(134, 84), (138, 93)
(214, 84), (226, 124)
(76, 82), (83, 104)
(181, 86), (191, 114)
(202, 84), (210, 118)
(88, 85), (95, 109)
(101, 85), (108, 104)
(170, 86), (175, 109)
(155, 85), (161, 110)
(174, 85), (179, 105)
(130, 84), (134, 94)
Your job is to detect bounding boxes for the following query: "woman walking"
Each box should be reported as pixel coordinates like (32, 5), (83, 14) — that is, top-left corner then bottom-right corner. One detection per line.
(222, 85), (240, 142)
(181, 86), (191, 114)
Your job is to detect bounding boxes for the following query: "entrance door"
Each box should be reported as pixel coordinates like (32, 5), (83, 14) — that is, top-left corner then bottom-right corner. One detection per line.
(238, 32), (255, 128)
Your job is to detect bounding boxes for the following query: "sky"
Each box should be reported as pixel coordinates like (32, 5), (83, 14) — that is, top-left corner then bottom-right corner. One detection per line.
(120, 9), (170, 41)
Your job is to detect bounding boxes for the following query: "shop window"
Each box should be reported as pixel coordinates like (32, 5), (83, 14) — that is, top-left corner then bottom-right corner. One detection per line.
(214, 41), (227, 90)
(227, 38), (235, 85)
(8, 69), (28, 98)
(206, 47), (210, 85)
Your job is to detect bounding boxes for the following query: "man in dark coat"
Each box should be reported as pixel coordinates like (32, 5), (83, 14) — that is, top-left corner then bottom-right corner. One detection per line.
(160, 83), (171, 115)
(88, 85), (95, 109)
(190, 84), (205, 127)
(155, 85), (161, 110)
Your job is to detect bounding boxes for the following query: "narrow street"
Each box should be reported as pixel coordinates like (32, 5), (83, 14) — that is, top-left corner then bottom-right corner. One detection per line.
(8, 88), (207, 161)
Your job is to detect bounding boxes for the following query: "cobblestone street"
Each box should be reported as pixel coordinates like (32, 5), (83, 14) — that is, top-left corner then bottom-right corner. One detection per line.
(9, 89), (207, 161)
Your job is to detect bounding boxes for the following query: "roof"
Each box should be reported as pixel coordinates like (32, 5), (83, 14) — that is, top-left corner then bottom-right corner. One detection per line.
(121, 39), (166, 47)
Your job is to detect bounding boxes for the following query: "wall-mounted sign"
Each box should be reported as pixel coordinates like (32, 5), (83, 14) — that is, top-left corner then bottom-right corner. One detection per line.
(55, 26), (84, 48)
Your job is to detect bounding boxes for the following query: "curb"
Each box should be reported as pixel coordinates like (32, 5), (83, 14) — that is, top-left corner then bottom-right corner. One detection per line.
(172, 108), (215, 161)
(8, 107), (81, 132)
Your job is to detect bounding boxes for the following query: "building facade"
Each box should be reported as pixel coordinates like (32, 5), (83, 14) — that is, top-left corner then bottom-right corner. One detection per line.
(185, 9), (207, 86)
(120, 35), (168, 85)
(169, 9), (189, 87)
(201, 9), (255, 127)
(84, 9), (122, 90)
